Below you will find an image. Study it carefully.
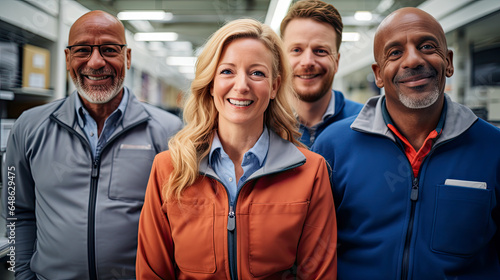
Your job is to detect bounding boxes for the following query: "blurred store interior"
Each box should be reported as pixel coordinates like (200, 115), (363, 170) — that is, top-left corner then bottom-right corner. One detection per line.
(0, 0), (500, 276)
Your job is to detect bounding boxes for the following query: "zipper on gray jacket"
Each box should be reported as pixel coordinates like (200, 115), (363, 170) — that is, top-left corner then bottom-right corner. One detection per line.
(51, 114), (149, 279)
(88, 158), (100, 280)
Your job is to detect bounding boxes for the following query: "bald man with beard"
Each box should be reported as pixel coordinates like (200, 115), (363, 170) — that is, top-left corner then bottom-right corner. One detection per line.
(312, 7), (500, 279)
(3, 10), (182, 279)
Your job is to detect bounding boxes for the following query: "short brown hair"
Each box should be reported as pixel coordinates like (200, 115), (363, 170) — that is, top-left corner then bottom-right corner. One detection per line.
(280, 0), (343, 50)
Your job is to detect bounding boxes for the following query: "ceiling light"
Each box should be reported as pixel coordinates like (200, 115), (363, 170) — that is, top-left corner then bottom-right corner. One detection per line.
(342, 32), (360, 42)
(166, 41), (193, 51)
(265, 0), (293, 33)
(375, 0), (394, 13)
(134, 32), (179, 41)
(354, 11), (373, 21)
(127, 20), (154, 32)
(117, 11), (173, 21)
(166, 56), (197, 66)
(178, 66), (195, 74)
(148, 42), (165, 51)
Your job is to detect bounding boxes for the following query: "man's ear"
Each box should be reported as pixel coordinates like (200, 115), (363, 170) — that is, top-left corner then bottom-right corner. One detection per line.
(372, 62), (384, 88)
(333, 53), (340, 75)
(65, 48), (71, 71)
(126, 48), (132, 70)
(445, 49), (454, 77)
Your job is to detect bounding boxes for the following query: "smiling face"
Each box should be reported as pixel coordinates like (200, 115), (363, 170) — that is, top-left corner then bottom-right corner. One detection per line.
(372, 8), (454, 110)
(282, 18), (339, 103)
(211, 37), (279, 132)
(65, 11), (131, 104)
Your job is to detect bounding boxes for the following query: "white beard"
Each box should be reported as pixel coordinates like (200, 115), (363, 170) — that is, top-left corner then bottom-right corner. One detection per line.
(72, 73), (124, 104)
(398, 87), (440, 109)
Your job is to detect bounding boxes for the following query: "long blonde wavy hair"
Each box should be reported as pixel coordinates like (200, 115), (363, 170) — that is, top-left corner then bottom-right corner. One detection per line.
(165, 18), (301, 200)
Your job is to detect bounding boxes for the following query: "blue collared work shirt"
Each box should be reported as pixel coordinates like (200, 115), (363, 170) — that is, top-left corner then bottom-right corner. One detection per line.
(209, 127), (269, 204)
(300, 91), (336, 146)
(75, 88), (129, 159)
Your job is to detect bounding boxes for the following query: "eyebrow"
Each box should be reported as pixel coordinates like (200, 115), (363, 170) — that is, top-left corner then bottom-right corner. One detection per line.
(383, 40), (402, 54)
(218, 62), (270, 69)
(418, 35), (440, 46)
(383, 34), (441, 54)
(69, 39), (124, 45)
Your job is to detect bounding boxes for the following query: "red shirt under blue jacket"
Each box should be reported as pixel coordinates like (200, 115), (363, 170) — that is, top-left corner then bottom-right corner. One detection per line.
(312, 94), (500, 280)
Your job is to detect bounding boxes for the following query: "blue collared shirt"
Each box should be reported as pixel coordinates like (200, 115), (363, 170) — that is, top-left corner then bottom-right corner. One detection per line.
(75, 88), (129, 159)
(300, 90), (336, 146)
(209, 127), (270, 204)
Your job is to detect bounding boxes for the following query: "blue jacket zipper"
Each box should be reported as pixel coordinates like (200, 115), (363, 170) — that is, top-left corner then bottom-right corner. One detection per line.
(401, 177), (419, 280)
(352, 119), (458, 280)
(399, 139), (452, 280)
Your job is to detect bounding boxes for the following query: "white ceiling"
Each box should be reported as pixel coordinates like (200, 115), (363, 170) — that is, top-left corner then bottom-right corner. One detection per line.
(72, 0), (426, 54)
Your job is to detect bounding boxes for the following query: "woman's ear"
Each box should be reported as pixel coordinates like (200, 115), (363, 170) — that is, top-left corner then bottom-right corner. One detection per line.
(271, 75), (281, 100)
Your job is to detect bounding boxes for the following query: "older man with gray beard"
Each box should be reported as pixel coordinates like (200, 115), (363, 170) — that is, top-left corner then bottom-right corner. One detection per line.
(3, 10), (182, 280)
(312, 7), (500, 279)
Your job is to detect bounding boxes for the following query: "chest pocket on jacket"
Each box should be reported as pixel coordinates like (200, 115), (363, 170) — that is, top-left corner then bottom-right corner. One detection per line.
(166, 198), (216, 274)
(248, 201), (309, 277)
(431, 184), (493, 256)
(108, 146), (156, 201)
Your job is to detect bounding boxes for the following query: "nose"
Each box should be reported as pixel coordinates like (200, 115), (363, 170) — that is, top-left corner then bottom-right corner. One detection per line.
(299, 49), (315, 68)
(234, 72), (250, 93)
(87, 46), (106, 69)
(401, 47), (425, 69)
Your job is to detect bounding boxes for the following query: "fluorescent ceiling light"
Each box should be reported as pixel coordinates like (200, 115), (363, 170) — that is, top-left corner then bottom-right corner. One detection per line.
(354, 11), (373, 21)
(265, 0), (293, 33)
(342, 32), (360, 42)
(183, 73), (195, 80)
(134, 32), (179, 41)
(166, 41), (193, 51)
(166, 56), (197, 66)
(147, 41), (165, 51)
(178, 66), (195, 74)
(375, 0), (394, 13)
(117, 11), (173, 21)
(127, 20), (154, 32)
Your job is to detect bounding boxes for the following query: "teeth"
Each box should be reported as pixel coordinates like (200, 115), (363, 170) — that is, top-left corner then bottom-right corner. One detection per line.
(297, 74), (318, 79)
(229, 99), (252, 106)
(86, 76), (108, 81)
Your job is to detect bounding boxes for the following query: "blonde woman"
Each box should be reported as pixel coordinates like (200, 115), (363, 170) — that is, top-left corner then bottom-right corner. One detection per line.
(136, 18), (337, 279)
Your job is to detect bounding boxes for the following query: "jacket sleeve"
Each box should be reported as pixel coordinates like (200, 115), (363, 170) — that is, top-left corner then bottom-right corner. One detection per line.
(496, 180), (500, 263)
(295, 155), (337, 279)
(136, 155), (176, 279)
(2, 119), (37, 280)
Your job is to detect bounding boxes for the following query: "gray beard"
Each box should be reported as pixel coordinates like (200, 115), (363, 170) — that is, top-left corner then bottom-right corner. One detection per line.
(73, 75), (124, 104)
(398, 87), (440, 109)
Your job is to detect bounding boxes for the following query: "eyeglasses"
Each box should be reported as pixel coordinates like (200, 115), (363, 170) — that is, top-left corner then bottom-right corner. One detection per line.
(66, 44), (127, 59)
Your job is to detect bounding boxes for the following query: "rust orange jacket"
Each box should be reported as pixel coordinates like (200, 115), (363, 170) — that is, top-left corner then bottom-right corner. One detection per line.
(136, 132), (337, 279)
